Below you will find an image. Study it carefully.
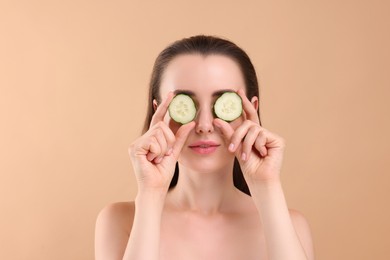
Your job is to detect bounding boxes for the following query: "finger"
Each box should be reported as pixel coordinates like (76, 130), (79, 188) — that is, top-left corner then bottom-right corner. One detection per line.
(158, 123), (176, 154)
(213, 118), (235, 148)
(237, 89), (259, 124)
(240, 125), (261, 161)
(149, 121), (176, 153)
(153, 128), (168, 161)
(254, 129), (268, 157)
(150, 92), (175, 126)
(172, 121), (196, 157)
(149, 125), (170, 154)
(146, 138), (161, 161)
(255, 130), (285, 156)
(153, 155), (164, 164)
(229, 120), (256, 153)
(146, 152), (157, 162)
(153, 125), (177, 163)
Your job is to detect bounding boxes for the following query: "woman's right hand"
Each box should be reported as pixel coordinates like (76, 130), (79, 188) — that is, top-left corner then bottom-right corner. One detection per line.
(128, 92), (195, 194)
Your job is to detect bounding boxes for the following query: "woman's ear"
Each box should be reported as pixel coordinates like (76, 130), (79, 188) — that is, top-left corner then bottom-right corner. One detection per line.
(153, 99), (158, 112)
(250, 96), (259, 111)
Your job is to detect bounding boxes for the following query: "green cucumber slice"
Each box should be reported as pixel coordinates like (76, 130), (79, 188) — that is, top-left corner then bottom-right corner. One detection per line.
(168, 94), (196, 124)
(213, 92), (242, 121)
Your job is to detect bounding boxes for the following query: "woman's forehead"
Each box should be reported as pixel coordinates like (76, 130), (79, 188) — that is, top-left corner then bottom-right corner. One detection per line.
(160, 54), (245, 96)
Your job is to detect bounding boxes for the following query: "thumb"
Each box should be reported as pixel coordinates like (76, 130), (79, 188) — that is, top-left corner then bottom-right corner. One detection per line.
(172, 121), (196, 157)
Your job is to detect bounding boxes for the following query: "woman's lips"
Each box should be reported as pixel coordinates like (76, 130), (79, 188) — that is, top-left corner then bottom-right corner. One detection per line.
(188, 141), (220, 155)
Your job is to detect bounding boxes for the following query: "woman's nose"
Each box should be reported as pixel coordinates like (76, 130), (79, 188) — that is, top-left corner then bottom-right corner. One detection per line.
(195, 107), (214, 134)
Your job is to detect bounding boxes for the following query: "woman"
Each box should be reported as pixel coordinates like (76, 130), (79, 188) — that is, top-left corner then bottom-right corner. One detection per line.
(95, 35), (314, 260)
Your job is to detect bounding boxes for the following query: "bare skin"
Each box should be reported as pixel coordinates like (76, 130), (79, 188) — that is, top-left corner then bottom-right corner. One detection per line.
(96, 198), (312, 260)
(95, 54), (314, 260)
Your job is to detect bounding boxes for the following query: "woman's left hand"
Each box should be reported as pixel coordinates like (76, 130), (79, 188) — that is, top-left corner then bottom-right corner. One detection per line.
(214, 89), (286, 185)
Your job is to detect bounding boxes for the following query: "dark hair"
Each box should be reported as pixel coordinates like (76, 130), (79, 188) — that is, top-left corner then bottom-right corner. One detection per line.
(142, 35), (261, 196)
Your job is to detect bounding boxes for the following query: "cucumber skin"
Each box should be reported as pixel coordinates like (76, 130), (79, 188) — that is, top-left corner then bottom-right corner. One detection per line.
(213, 92), (243, 122)
(168, 94), (197, 124)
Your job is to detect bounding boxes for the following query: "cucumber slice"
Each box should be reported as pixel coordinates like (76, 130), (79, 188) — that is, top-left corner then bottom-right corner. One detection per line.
(214, 92), (242, 121)
(168, 94), (197, 124)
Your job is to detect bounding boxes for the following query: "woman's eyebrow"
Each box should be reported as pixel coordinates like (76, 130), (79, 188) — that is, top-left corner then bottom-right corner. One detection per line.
(212, 89), (236, 97)
(174, 89), (236, 97)
(174, 89), (195, 96)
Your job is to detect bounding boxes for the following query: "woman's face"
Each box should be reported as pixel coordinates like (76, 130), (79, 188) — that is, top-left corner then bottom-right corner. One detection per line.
(158, 54), (251, 173)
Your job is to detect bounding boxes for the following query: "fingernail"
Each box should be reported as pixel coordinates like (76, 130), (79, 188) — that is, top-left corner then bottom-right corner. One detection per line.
(241, 152), (247, 161)
(229, 143), (235, 151)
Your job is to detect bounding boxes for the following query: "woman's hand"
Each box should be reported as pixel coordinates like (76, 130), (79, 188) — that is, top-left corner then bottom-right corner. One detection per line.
(128, 92), (195, 193)
(214, 89), (286, 185)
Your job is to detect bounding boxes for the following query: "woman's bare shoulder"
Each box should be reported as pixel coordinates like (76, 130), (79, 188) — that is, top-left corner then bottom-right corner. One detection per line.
(99, 201), (135, 216)
(288, 209), (315, 260)
(96, 201), (135, 235)
(288, 208), (312, 234)
(95, 202), (135, 259)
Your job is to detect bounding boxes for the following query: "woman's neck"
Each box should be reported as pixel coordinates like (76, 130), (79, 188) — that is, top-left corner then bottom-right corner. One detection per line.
(166, 163), (240, 215)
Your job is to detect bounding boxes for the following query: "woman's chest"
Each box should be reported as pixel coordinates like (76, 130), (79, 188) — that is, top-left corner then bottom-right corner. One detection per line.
(159, 212), (267, 260)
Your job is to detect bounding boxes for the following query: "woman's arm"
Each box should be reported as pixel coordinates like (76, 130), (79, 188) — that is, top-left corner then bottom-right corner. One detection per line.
(214, 89), (314, 260)
(95, 92), (195, 260)
(123, 191), (166, 260)
(248, 180), (314, 260)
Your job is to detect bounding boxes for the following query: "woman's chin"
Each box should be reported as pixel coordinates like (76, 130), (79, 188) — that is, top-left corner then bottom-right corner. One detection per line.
(178, 154), (234, 173)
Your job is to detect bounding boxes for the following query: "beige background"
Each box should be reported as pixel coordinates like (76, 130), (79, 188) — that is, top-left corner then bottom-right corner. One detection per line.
(1, 0), (389, 259)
